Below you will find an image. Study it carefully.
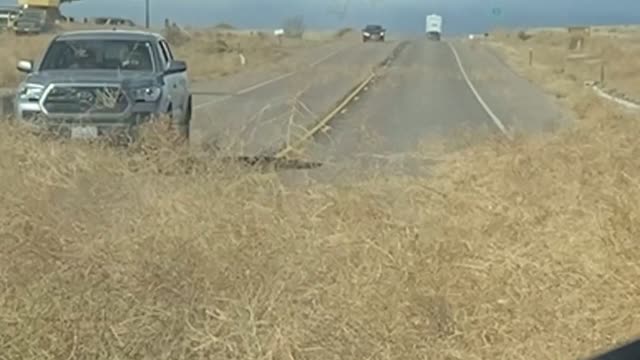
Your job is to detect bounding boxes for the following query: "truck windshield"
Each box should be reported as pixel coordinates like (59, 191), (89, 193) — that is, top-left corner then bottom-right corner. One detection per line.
(20, 10), (45, 20)
(39, 39), (156, 72)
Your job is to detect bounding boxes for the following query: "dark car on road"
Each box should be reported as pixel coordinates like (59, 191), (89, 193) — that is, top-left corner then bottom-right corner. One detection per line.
(362, 24), (385, 42)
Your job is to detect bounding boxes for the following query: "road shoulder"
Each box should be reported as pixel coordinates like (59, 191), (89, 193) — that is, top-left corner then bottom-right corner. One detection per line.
(450, 39), (573, 136)
(190, 38), (354, 97)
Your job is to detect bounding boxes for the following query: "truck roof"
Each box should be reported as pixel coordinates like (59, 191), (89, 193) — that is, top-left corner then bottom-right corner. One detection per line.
(54, 29), (165, 42)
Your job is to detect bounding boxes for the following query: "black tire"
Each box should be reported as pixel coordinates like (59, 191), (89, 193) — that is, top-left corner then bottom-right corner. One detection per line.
(166, 103), (187, 141)
(181, 96), (192, 140)
(185, 96), (192, 122)
(177, 124), (189, 140)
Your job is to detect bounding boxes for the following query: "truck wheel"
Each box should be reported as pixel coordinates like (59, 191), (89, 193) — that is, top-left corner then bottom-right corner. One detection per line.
(165, 103), (187, 141)
(178, 96), (192, 141)
(177, 124), (189, 140)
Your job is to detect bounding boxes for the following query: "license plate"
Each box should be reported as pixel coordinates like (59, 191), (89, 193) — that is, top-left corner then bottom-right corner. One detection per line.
(71, 126), (98, 139)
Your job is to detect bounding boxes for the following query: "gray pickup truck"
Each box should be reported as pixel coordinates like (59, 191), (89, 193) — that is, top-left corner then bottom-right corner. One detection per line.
(14, 29), (192, 142)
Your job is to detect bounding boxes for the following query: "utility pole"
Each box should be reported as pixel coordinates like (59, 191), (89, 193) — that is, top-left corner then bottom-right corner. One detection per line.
(145, 0), (150, 28)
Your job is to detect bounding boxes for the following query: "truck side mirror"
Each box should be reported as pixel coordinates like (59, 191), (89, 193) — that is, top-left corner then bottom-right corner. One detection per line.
(17, 59), (33, 73)
(165, 60), (187, 75)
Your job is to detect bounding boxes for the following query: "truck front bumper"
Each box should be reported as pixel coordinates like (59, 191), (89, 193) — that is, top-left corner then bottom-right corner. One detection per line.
(15, 101), (163, 143)
(14, 28), (41, 35)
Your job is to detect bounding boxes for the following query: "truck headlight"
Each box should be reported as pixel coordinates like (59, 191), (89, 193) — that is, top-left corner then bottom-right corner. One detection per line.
(18, 84), (44, 101)
(363, 32), (370, 36)
(133, 86), (162, 102)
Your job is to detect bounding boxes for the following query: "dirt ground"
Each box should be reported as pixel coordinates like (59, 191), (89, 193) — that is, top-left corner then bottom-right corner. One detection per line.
(484, 27), (640, 101)
(0, 27), (341, 88)
(0, 33), (52, 88)
(167, 27), (342, 80)
(1, 27), (640, 359)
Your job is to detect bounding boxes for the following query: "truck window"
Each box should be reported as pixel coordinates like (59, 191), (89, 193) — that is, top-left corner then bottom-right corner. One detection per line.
(160, 40), (174, 61)
(157, 41), (170, 68)
(40, 39), (155, 71)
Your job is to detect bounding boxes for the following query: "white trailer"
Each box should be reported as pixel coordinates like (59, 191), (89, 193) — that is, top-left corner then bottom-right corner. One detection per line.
(425, 14), (442, 41)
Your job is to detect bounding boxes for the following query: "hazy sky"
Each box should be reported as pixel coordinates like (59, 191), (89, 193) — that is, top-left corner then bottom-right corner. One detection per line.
(4, 0), (640, 34)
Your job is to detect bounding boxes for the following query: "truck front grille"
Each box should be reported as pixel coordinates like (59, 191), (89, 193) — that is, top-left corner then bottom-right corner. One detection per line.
(42, 85), (130, 115)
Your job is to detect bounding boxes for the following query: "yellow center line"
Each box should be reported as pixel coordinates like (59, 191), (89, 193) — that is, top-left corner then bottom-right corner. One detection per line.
(274, 71), (377, 158)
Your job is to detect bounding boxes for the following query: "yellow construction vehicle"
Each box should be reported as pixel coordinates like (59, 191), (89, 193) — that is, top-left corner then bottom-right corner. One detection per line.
(18, 0), (61, 7)
(18, 0), (80, 7)
(16, 0), (79, 20)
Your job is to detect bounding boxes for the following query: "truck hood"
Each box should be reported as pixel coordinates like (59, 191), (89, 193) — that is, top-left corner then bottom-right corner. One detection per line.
(23, 70), (162, 89)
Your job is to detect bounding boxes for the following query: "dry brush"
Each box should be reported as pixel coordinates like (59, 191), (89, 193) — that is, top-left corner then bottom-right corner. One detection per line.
(1, 77), (640, 359)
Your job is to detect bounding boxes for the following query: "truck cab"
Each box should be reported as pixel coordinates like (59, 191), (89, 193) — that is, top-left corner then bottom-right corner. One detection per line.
(425, 14), (443, 41)
(14, 7), (53, 35)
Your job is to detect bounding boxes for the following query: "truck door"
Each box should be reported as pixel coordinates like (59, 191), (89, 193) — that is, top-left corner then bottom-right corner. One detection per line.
(162, 40), (188, 117)
(157, 40), (182, 118)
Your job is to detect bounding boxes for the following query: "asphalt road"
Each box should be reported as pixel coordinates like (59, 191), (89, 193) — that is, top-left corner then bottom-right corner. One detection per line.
(281, 38), (494, 182)
(277, 37), (567, 183)
(191, 38), (400, 155)
(188, 35), (567, 181)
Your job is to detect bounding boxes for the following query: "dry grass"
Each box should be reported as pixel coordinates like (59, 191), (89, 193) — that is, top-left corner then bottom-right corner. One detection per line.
(0, 33), (53, 88)
(2, 26), (640, 359)
(0, 27), (328, 88)
(169, 29), (316, 80)
(485, 27), (640, 100)
(2, 61), (640, 359)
